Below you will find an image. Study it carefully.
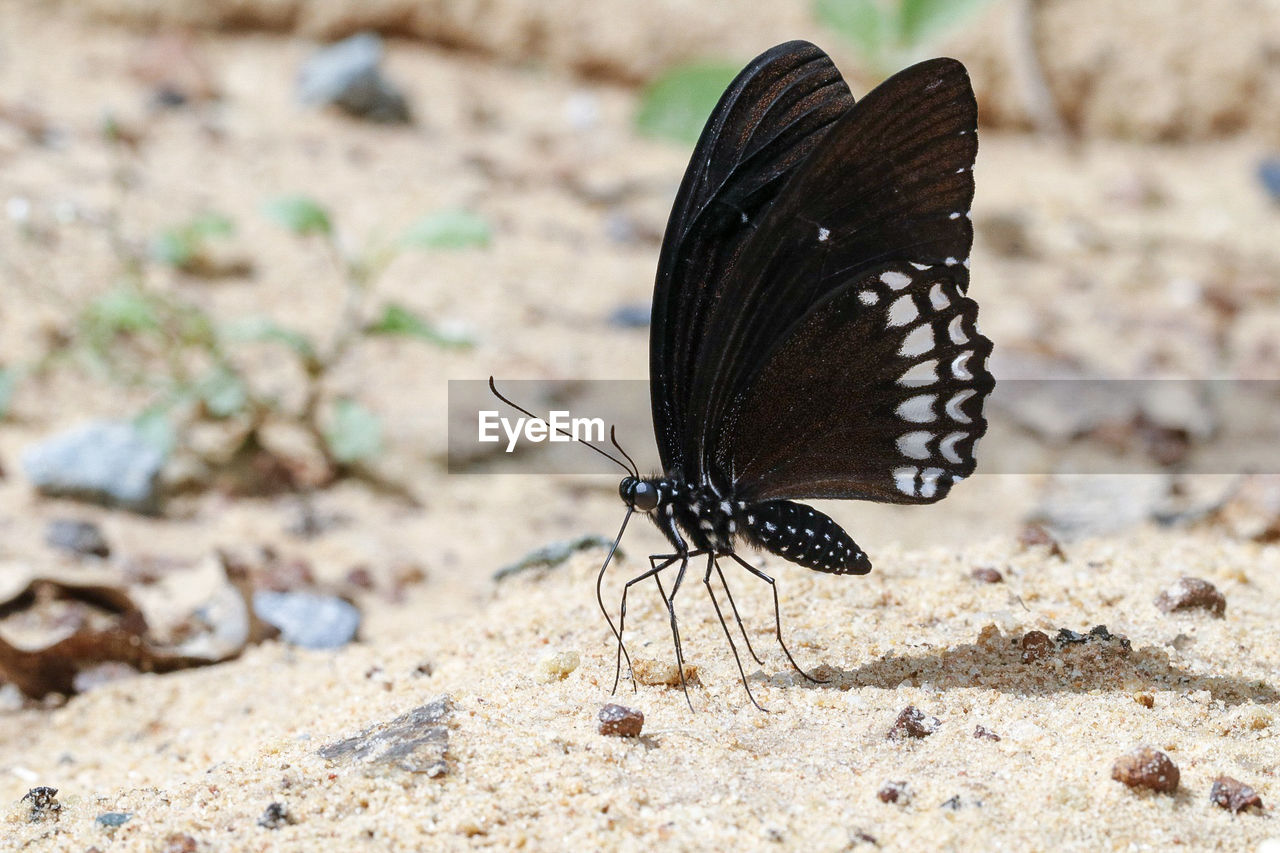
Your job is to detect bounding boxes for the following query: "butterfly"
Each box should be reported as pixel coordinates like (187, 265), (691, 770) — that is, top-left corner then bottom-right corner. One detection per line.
(493, 40), (993, 709)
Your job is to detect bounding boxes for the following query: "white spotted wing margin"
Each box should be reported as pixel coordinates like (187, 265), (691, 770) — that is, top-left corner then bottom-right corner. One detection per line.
(724, 261), (994, 507)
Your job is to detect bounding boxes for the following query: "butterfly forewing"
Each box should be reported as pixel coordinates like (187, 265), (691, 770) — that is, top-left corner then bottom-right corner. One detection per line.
(650, 40), (856, 478)
(651, 52), (979, 487)
(725, 262), (993, 503)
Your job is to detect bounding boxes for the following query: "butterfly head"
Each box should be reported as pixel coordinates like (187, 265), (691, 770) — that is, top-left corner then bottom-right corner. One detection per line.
(618, 476), (660, 512)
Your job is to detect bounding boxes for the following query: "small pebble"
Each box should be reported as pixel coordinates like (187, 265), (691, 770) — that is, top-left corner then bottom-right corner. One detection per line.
(973, 725), (1001, 741)
(888, 706), (940, 740)
(597, 703), (644, 737)
(1020, 630), (1054, 663)
(45, 518), (110, 557)
(253, 591), (360, 649)
(1055, 628), (1087, 645)
(21, 787), (61, 821)
(970, 566), (1003, 584)
(96, 812), (133, 829)
(1155, 577), (1226, 618)
(22, 420), (165, 513)
(162, 833), (198, 853)
(1133, 692), (1155, 709)
(608, 303), (651, 328)
(258, 802), (292, 829)
(877, 780), (912, 804)
(1111, 747), (1179, 794)
(1258, 157), (1280, 202)
(1209, 776), (1263, 813)
(536, 650), (580, 682)
(1017, 523), (1065, 558)
(297, 33), (410, 123)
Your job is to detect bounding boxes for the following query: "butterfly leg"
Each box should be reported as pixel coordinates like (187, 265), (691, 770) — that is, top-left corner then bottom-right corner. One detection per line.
(653, 550), (702, 712)
(712, 558), (765, 666)
(727, 552), (828, 684)
(703, 553), (767, 712)
(612, 553), (681, 694)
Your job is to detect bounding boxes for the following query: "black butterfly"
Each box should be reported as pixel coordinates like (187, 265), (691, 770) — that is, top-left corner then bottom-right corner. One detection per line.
(495, 41), (993, 709)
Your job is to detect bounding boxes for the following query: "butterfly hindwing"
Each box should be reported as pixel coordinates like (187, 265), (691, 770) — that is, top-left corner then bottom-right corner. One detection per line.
(725, 262), (994, 503)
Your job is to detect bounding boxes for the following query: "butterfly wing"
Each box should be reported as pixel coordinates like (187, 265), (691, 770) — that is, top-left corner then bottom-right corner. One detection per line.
(652, 50), (981, 492)
(650, 40), (856, 479)
(725, 262), (994, 503)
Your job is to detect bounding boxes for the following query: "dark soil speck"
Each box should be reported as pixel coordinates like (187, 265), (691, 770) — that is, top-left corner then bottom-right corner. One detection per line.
(1209, 776), (1263, 813)
(888, 706), (940, 740)
(597, 703), (644, 737)
(1111, 747), (1179, 794)
(1155, 577), (1226, 617)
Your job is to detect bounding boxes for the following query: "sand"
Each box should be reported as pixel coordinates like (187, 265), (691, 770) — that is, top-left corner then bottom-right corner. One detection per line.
(1, 3), (1277, 851)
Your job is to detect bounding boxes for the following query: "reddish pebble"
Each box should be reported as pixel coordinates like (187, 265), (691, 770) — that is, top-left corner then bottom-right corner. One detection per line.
(888, 706), (940, 740)
(1155, 577), (1226, 618)
(877, 780), (912, 804)
(597, 703), (644, 737)
(1209, 776), (1263, 813)
(970, 567), (1003, 584)
(1018, 524), (1065, 559)
(1111, 747), (1180, 794)
(1020, 630), (1054, 663)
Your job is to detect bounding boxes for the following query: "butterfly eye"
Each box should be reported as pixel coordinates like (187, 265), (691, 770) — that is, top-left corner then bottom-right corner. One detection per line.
(629, 479), (660, 512)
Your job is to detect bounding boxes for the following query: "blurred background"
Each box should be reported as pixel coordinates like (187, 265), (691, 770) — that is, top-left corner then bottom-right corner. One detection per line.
(1, 0), (1279, 699)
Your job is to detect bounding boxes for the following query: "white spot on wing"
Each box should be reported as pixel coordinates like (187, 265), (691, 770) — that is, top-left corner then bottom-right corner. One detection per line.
(949, 315), (969, 344)
(962, 257), (971, 270)
(909, 262), (931, 271)
(817, 227), (830, 242)
(887, 295), (918, 327)
(919, 467), (944, 498)
(946, 389), (977, 424)
(949, 211), (962, 220)
(898, 359), (939, 386)
(940, 432), (967, 464)
(893, 466), (918, 496)
(945, 256), (958, 267)
(929, 283), (950, 310)
(951, 351), (973, 380)
(896, 394), (938, 424)
(859, 289), (879, 306)
(896, 430), (934, 460)
(900, 324), (935, 357)
(881, 271), (912, 290)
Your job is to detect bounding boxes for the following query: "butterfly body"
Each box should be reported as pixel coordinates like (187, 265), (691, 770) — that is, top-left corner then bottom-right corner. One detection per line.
(621, 475), (871, 574)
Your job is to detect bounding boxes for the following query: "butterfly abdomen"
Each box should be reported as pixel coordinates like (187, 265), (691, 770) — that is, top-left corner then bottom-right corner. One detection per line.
(743, 500), (871, 575)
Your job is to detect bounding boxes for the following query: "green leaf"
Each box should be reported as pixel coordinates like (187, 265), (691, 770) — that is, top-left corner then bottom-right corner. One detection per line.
(325, 399), (382, 464)
(814, 0), (892, 62)
(635, 62), (741, 145)
(262, 195), (332, 236)
(133, 407), (176, 457)
(365, 303), (474, 348)
(400, 210), (492, 250)
(222, 317), (318, 362)
(899, 0), (991, 46)
(0, 368), (16, 419)
(151, 213), (235, 269)
(196, 367), (248, 418)
(87, 289), (159, 334)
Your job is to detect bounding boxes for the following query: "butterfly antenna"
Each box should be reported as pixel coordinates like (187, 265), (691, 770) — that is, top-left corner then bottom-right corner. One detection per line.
(488, 377), (634, 475)
(610, 426), (640, 478)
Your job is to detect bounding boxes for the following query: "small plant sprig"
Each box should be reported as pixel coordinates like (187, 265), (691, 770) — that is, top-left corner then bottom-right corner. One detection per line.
(76, 198), (487, 492)
(633, 1), (991, 147)
(814, 0), (993, 75)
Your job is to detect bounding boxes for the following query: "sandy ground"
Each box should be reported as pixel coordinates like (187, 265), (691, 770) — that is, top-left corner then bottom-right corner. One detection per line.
(1, 2), (1278, 851)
